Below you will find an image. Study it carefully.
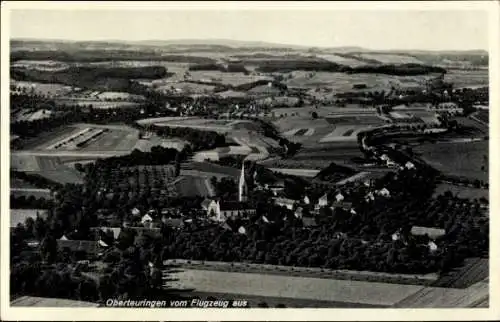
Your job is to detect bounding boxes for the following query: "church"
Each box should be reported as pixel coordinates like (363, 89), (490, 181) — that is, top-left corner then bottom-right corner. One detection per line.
(204, 163), (256, 222)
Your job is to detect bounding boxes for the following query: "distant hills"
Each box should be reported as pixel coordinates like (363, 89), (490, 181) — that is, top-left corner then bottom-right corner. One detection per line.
(10, 38), (488, 56)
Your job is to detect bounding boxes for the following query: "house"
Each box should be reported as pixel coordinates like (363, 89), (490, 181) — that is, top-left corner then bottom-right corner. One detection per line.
(201, 198), (212, 211)
(141, 214), (154, 227)
(316, 193), (328, 209)
(335, 193), (345, 203)
(131, 208), (141, 216)
(365, 191), (375, 202)
(411, 226), (446, 239)
(294, 207), (304, 219)
(405, 161), (416, 170)
(303, 195), (310, 205)
(206, 200), (256, 222)
(273, 197), (297, 210)
(428, 241), (439, 252)
(377, 188), (391, 198)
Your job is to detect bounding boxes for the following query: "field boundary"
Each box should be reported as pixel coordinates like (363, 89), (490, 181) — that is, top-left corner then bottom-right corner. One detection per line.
(164, 259), (438, 286)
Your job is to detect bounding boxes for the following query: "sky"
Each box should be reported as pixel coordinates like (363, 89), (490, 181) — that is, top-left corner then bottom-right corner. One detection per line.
(9, 8), (489, 51)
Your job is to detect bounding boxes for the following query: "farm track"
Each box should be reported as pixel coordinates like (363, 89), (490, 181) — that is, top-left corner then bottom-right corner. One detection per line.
(431, 258), (488, 289)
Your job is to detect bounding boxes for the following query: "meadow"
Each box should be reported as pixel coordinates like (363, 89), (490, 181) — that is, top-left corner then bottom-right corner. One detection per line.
(414, 141), (488, 182)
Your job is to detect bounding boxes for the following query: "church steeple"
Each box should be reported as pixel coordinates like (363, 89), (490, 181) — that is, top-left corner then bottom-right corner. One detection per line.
(238, 162), (247, 202)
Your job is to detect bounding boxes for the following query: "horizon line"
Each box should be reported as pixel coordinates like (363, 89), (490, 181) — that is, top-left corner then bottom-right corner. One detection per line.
(10, 37), (489, 53)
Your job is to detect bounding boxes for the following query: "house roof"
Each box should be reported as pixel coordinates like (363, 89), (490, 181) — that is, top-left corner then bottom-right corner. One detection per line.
(410, 226), (446, 239)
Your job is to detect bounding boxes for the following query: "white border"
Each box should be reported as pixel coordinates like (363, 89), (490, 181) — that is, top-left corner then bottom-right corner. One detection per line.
(1, 1), (499, 321)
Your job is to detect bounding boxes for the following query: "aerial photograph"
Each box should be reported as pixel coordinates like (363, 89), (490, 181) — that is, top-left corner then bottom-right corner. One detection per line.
(6, 4), (490, 311)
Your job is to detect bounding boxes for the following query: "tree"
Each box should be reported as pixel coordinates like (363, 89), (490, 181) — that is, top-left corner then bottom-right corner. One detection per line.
(311, 111), (318, 119)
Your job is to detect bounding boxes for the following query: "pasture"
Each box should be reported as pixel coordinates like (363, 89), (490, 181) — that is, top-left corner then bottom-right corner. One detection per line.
(169, 269), (425, 307)
(415, 141), (488, 182)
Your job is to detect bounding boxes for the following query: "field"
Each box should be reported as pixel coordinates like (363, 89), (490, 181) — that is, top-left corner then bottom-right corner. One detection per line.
(284, 72), (436, 93)
(357, 53), (424, 65)
(174, 176), (214, 197)
(181, 162), (241, 178)
(17, 124), (139, 152)
(10, 209), (48, 227)
(11, 80), (74, 96)
(433, 183), (488, 200)
(134, 137), (188, 152)
(393, 279), (488, 308)
(319, 125), (375, 143)
(315, 54), (367, 66)
(290, 142), (365, 168)
(169, 269), (425, 307)
(11, 154), (85, 184)
(415, 141), (488, 182)
(10, 296), (99, 307)
(148, 117), (234, 133)
(445, 69), (488, 89)
(10, 188), (53, 200)
(12, 109), (54, 122)
(55, 99), (141, 109)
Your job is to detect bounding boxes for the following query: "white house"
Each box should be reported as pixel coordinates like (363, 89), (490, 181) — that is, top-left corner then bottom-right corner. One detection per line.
(318, 194), (328, 207)
(377, 188), (391, 198)
(405, 161), (416, 170)
(131, 208), (141, 216)
(303, 196), (310, 205)
(141, 214), (153, 225)
(335, 193), (345, 203)
(428, 241), (439, 252)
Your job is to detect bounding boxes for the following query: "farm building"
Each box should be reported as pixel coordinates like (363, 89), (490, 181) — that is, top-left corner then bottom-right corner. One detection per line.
(206, 200), (256, 222)
(273, 197), (298, 210)
(410, 226), (446, 239)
